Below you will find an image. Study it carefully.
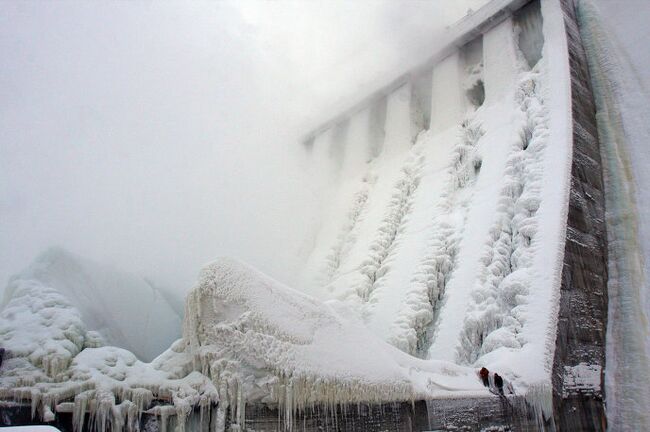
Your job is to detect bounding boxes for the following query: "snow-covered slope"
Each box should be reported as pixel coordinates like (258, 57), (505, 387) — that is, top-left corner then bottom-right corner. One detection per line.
(0, 247), (182, 361)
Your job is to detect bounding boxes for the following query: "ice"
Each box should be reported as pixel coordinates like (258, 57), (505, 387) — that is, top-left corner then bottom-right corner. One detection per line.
(577, 1), (650, 429)
(1, 256), (487, 431)
(0, 276), (88, 380)
(458, 67), (549, 366)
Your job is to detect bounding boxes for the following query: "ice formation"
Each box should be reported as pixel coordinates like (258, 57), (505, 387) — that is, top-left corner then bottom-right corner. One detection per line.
(1, 257), (486, 431)
(182, 258), (486, 428)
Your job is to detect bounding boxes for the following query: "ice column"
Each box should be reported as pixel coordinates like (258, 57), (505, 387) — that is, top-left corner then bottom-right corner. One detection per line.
(483, 17), (519, 105)
(430, 52), (464, 132)
(342, 109), (372, 177)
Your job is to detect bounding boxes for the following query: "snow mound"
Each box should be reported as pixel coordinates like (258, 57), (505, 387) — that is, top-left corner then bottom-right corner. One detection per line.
(1, 248), (181, 361)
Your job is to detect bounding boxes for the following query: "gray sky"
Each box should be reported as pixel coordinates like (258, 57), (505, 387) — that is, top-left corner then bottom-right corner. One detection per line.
(0, 0), (486, 297)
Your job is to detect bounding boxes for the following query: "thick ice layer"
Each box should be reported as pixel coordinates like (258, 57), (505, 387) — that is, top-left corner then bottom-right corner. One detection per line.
(1, 248), (182, 361)
(0, 276), (91, 379)
(0, 340), (218, 432)
(577, 1), (650, 429)
(0, 249), (210, 431)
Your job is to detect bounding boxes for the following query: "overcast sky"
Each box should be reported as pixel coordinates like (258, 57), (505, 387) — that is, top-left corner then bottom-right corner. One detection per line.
(0, 0), (487, 297)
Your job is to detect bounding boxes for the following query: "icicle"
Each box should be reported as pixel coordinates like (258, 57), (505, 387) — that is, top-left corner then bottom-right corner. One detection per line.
(524, 382), (554, 430)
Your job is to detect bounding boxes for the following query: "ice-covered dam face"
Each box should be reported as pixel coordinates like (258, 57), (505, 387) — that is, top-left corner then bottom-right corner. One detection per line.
(0, 0), (611, 430)
(303, 0), (556, 384)
(300, 0), (609, 428)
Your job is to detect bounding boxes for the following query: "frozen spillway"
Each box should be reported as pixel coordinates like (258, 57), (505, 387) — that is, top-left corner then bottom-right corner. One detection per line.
(301, 0), (569, 400)
(1, 248), (182, 361)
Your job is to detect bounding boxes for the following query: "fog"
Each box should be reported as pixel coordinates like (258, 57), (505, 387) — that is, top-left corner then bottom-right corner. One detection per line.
(0, 0), (487, 298)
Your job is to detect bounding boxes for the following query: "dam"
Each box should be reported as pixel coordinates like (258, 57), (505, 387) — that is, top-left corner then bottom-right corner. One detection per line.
(0, 0), (614, 430)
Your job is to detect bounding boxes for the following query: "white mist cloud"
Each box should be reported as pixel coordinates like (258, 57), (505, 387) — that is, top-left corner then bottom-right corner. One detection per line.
(0, 0), (487, 297)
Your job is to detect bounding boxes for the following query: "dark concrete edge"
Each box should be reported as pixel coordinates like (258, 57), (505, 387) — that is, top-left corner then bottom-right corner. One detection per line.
(550, 0), (609, 431)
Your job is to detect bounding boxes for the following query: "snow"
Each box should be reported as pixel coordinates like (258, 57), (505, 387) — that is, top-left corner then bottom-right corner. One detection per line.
(0, 276), (89, 380)
(1, 257), (487, 431)
(183, 258), (487, 427)
(0, 428), (62, 432)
